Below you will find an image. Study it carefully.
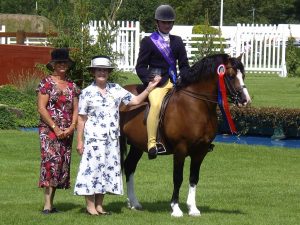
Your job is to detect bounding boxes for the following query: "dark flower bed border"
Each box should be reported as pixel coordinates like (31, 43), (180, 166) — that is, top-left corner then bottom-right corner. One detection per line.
(217, 106), (300, 138)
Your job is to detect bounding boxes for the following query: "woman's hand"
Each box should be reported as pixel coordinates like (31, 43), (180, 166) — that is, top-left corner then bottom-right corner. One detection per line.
(147, 75), (162, 92)
(63, 124), (75, 139)
(77, 140), (84, 155)
(53, 127), (65, 139)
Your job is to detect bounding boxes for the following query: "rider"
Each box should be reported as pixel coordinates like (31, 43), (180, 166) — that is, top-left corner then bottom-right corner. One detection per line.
(135, 4), (190, 160)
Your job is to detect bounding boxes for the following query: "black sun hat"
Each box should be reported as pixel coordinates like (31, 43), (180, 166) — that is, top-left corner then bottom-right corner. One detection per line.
(46, 48), (74, 71)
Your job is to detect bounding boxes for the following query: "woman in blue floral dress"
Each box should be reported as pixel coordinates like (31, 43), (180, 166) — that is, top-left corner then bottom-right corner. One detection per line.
(74, 55), (161, 215)
(37, 48), (80, 214)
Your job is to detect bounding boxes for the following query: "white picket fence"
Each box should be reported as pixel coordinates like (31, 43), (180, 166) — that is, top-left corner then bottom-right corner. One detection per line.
(229, 24), (287, 76)
(89, 21), (287, 76)
(0, 25), (48, 46)
(89, 21), (140, 71)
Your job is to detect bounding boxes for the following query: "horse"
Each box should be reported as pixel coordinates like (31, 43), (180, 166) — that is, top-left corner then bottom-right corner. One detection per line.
(119, 53), (251, 217)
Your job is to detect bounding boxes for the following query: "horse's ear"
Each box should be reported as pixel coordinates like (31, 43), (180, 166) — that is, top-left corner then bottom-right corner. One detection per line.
(237, 53), (245, 61)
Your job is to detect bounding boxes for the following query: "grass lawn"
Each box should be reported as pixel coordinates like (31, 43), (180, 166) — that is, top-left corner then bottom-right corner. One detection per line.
(0, 130), (299, 225)
(246, 73), (300, 108)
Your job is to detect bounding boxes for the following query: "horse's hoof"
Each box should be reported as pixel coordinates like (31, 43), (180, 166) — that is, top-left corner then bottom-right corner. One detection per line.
(188, 207), (201, 217)
(127, 200), (143, 211)
(171, 203), (183, 217)
(189, 211), (201, 217)
(129, 205), (143, 211)
(171, 211), (183, 217)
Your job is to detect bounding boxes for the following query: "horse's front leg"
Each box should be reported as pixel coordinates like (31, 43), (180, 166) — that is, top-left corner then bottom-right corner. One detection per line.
(125, 145), (143, 210)
(187, 154), (206, 216)
(170, 155), (185, 217)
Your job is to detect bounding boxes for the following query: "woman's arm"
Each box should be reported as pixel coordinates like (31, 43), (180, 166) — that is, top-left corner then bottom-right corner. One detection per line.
(37, 92), (64, 139)
(76, 114), (87, 155)
(128, 75), (161, 106)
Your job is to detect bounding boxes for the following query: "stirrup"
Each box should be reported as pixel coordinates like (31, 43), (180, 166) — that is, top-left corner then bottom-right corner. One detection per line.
(156, 142), (166, 154)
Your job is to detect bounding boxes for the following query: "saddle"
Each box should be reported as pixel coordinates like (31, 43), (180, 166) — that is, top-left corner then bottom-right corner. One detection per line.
(120, 84), (176, 154)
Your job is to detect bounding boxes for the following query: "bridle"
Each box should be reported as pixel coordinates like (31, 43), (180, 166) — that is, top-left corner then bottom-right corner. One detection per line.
(224, 66), (247, 104)
(178, 66), (246, 105)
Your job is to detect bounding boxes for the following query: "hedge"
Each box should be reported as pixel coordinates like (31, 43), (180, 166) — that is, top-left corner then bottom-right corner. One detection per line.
(218, 106), (300, 138)
(0, 85), (39, 129)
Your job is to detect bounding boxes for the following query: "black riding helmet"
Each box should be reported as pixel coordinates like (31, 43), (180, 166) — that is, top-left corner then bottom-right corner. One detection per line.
(154, 5), (175, 21)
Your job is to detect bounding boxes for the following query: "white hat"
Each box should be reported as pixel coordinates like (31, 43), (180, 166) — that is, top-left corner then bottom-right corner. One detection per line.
(86, 56), (115, 70)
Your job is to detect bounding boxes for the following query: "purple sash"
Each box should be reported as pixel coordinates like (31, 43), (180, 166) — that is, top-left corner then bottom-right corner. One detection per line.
(150, 32), (177, 83)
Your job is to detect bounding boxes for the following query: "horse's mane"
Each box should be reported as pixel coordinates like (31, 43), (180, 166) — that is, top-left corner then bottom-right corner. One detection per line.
(179, 54), (230, 87)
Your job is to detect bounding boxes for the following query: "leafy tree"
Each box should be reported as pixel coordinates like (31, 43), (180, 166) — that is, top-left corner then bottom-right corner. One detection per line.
(0, 0), (36, 14)
(117, 0), (161, 32)
(45, 0), (124, 88)
(286, 36), (300, 77)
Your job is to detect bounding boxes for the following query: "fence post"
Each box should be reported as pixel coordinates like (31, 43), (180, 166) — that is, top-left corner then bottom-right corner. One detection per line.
(0, 25), (5, 44)
(281, 25), (287, 77)
(135, 21), (140, 69)
(16, 30), (26, 45)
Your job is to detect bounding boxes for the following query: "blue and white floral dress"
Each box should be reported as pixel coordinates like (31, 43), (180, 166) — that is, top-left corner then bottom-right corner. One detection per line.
(74, 82), (133, 195)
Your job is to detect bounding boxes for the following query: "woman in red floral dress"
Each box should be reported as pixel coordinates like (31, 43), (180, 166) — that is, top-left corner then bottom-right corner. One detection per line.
(36, 48), (80, 214)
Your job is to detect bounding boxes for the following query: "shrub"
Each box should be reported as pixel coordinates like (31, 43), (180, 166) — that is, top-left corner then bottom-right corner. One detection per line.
(0, 85), (39, 129)
(218, 106), (300, 137)
(286, 36), (300, 77)
(8, 70), (44, 96)
(192, 11), (225, 61)
(0, 105), (18, 129)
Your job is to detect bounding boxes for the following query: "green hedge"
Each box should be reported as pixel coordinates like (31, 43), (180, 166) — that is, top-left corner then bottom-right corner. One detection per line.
(218, 107), (300, 138)
(0, 85), (39, 129)
(0, 105), (18, 129)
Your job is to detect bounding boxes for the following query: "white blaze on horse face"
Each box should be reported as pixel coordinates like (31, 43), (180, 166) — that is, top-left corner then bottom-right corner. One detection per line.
(236, 70), (251, 106)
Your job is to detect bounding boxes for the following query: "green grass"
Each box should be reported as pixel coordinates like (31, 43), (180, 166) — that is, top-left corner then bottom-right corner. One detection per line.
(246, 73), (300, 108)
(0, 130), (299, 225)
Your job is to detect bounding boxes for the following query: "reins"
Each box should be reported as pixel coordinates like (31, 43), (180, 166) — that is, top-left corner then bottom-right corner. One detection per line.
(179, 89), (218, 104)
(178, 74), (243, 105)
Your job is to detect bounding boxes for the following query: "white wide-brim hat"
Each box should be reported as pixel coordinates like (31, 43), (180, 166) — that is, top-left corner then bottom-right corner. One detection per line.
(86, 56), (115, 70)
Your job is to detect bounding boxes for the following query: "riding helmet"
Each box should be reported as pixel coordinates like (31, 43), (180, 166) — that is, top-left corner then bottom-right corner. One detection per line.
(154, 5), (176, 21)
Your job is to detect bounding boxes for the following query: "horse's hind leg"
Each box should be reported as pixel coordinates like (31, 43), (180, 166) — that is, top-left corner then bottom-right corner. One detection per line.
(186, 154), (206, 216)
(170, 155), (185, 217)
(124, 145), (143, 210)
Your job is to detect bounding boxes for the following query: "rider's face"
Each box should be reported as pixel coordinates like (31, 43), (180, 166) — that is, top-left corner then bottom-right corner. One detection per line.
(157, 20), (174, 34)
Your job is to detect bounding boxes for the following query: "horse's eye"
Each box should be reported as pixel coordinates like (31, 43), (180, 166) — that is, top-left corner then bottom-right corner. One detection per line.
(228, 74), (235, 80)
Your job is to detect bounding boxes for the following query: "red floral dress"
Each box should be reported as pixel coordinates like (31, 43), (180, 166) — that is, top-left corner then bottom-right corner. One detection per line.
(37, 76), (80, 189)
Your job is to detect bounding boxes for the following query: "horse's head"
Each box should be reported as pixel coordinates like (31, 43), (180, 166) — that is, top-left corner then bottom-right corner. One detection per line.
(178, 53), (251, 106)
(224, 54), (251, 106)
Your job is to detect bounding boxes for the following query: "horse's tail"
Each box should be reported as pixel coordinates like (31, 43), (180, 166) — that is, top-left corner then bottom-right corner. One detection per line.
(120, 133), (127, 171)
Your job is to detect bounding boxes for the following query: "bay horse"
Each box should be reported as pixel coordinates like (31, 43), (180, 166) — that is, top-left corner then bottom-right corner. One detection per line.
(120, 53), (251, 217)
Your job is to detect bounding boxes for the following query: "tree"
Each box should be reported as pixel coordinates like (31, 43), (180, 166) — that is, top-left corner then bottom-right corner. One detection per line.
(45, 0), (124, 88)
(0, 0), (36, 14)
(117, 0), (161, 32)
